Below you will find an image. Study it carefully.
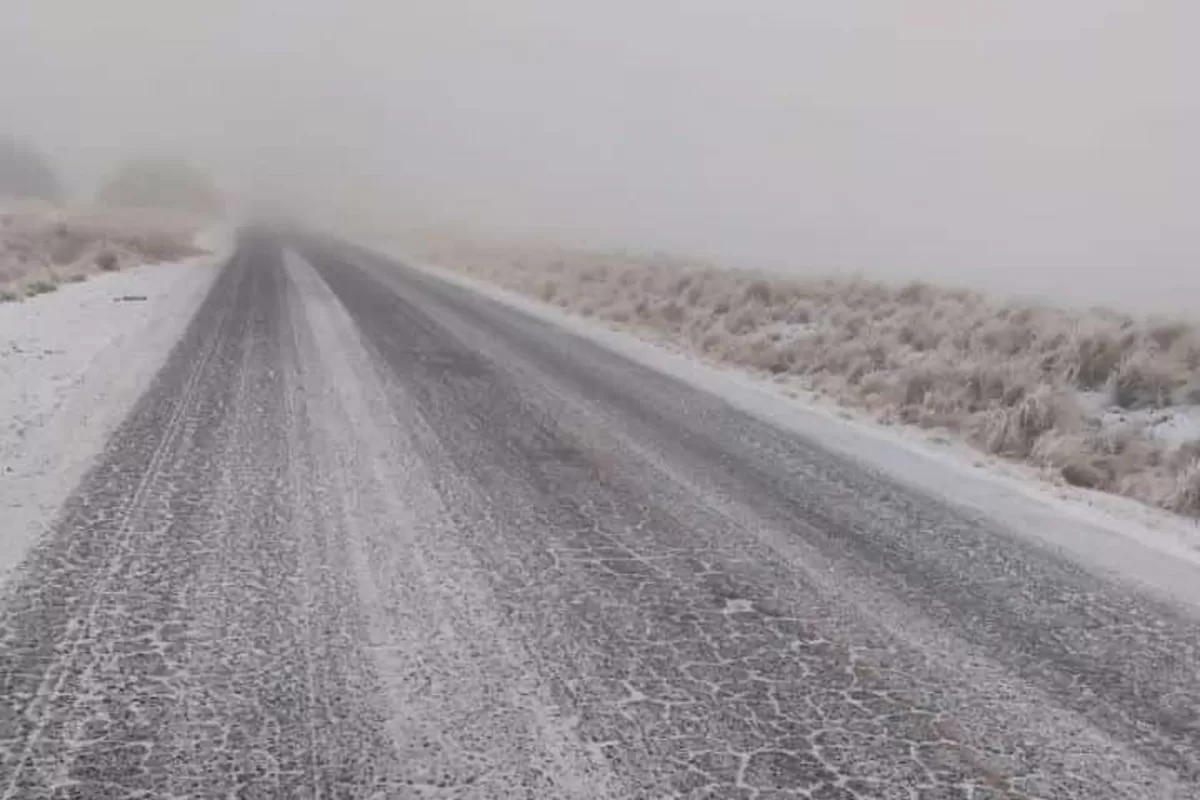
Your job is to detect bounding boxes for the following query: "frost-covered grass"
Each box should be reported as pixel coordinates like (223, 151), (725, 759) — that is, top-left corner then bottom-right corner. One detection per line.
(407, 231), (1200, 517)
(0, 199), (209, 296)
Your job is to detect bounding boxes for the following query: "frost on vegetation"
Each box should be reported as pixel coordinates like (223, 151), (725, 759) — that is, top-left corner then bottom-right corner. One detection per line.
(25, 279), (58, 296)
(1, 203), (205, 296)
(409, 232), (1200, 517)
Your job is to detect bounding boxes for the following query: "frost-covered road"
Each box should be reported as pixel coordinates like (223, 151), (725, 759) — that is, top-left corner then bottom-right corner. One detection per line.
(1, 227), (1199, 798)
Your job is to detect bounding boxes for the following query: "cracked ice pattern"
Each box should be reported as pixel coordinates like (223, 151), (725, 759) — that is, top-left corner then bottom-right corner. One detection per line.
(0, 232), (399, 798)
(306, 242), (1200, 799)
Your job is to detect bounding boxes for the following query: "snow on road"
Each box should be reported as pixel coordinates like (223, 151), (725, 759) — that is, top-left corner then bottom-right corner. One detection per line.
(390, 246), (1200, 612)
(2, 231), (1198, 796)
(0, 233), (228, 586)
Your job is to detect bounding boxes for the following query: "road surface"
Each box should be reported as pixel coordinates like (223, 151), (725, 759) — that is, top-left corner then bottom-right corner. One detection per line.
(1, 227), (1198, 799)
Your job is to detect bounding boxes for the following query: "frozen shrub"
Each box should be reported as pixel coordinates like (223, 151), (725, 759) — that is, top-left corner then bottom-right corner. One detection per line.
(25, 278), (58, 296)
(699, 330), (723, 353)
(48, 228), (88, 265)
(656, 301), (686, 326)
(1096, 434), (1159, 494)
(1061, 458), (1109, 489)
(896, 320), (942, 352)
(969, 387), (1078, 458)
(840, 311), (870, 339)
(741, 279), (772, 305)
(1148, 319), (1192, 352)
(977, 318), (1036, 357)
(724, 307), (759, 336)
(963, 363), (1017, 408)
(121, 232), (203, 263)
(92, 249), (120, 271)
(671, 274), (693, 297)
(900, 368), (938, 407)
(1071, 332), (1124, 389)
(786, 300), (813, 325)
(1109, 353), (1178, 409)
(745, 342), (791, 374)
(1165, 459), (1200, 515)
(896, 280), (935, 305)
(1166, 440), (1200, 473)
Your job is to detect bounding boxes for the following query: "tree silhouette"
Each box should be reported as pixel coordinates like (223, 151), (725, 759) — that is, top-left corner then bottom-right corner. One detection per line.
(97, 157), (222, 215)
(0, 135), (61, 202)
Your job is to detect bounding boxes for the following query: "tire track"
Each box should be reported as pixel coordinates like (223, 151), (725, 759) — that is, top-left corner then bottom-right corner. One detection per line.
(281, 248), (618, 799)
(0, 254), (238, 799)
(4, 225), (1197, 799)
(300, 243), (1026, 798)
(299, 236), (1199, 799)
(0, 251), (247, 797)
(0, 232), (402, 798)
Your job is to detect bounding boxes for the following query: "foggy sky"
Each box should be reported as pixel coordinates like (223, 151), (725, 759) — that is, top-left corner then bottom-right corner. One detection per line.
(2, 1), (1198, 310)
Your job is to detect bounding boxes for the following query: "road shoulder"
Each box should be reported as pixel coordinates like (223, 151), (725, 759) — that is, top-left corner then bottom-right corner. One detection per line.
(383, 244), (1200, 613)
(0, 239), (228, 588)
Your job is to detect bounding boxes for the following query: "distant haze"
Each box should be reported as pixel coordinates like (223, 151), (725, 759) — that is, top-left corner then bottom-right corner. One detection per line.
(2, 1), (1197, 312)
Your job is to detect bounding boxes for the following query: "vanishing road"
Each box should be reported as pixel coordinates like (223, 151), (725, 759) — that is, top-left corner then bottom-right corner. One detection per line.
(1, 227), (1198, 799)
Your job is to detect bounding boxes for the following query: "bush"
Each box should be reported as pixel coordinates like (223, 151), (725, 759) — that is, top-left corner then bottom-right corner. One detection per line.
(95, 250), (120, 271)
(25, 279), (58, 296)
(1108, 353), (1178, 410)
(1165, 459), (1200, 515)
(1061, 458), (1109, 489)
(48, 226), (89, 265)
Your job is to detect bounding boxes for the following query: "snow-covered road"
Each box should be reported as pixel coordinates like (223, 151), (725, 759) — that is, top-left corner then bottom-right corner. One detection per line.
(1, 227), (1198, 798)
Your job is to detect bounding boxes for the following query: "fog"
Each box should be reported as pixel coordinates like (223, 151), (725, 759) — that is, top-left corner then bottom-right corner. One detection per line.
(3, 1), (1198, 311)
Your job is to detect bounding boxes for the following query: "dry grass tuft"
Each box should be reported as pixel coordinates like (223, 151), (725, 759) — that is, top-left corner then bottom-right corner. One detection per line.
(25, 278), (58, 296)
(95, 250), (120, 271)
(1165, 458), (1200, 514)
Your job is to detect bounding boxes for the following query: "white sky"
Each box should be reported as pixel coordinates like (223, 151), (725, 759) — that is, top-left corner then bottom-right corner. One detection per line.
(2, 1), (1198, 310)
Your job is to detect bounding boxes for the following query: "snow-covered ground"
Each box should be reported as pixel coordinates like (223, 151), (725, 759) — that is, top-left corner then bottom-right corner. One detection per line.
(388, 246), (1200, 613)
(0, 228), (229, 586)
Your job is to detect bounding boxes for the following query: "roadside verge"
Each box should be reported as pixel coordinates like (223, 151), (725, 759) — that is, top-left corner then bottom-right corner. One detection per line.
(0, 228), (231, 587)
(380, 243), (1200, 612)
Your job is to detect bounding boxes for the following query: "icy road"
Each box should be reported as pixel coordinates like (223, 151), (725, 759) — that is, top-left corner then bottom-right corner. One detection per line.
(1, 227), (1198, 799)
